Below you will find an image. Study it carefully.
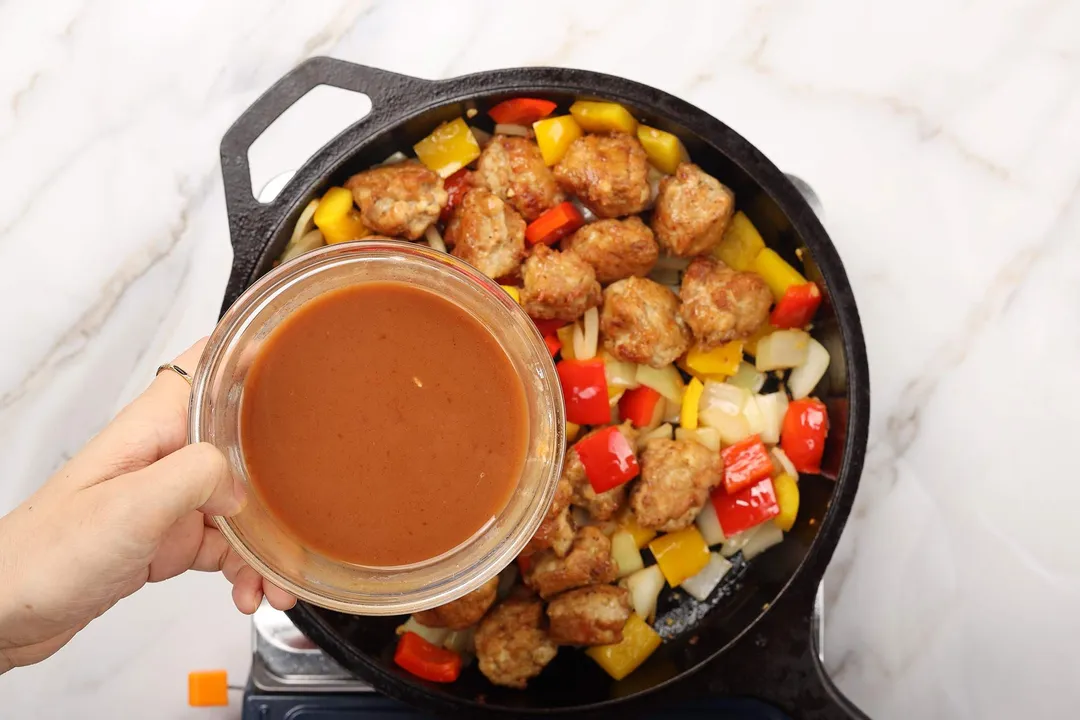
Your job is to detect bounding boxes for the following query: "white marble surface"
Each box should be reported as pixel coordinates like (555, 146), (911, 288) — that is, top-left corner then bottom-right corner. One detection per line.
(2, 0), (1079, 717)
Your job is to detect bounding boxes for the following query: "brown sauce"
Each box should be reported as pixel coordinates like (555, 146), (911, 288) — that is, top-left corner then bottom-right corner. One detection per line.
(240, 282), (527, 567)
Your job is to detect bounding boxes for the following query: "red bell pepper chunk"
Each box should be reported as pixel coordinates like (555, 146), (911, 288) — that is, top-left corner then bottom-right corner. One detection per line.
(439, 168), (472, 223)
(544, 333), (561, 357)
(781, 398), (830, 474)
(488, 97), (558, 125)
(618, 386), (662, 428)
(393, 632), (462, 683)
(525, 201), (585, 247)
(517, 554), (534, 575)
(711, 478), (780, 537)
(720, 435), (773, 494)
(532, 317), (567, 336)
(556, 358), (610, 425)
(770, 282), (823, 329)
(574, 426), (640, 494)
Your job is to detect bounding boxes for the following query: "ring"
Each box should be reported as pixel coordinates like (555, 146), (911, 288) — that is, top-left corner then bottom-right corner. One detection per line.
(156, 363), (193, 386)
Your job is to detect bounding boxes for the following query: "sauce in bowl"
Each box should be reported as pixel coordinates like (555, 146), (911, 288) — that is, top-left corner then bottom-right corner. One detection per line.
(240, 281), (528, 567)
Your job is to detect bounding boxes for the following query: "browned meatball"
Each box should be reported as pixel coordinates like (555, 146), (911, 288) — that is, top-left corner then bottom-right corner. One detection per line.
(679, 257), (773, 349)
(561, 217), (658, 284)
(520, 244), (602, 321)
(600, 277), (691, 368)
(444, 188), (526, 279)
(414, 576), (498, 630)
(524, 527), (617, 600)
(631, 438), (724, 532)
(474, 135), (564, 221)
(554, 133), (651, 218)
(344, 160), (447, 240)
(475, 596), (558, 689)
(650, 162), (735, 257)
(546, 585), (631, 646)
(564, 423), (638, 521)
(522, 475), (575, 557)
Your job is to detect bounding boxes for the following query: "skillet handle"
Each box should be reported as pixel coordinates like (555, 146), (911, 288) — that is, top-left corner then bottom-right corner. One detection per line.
(218, 57), (433, 313)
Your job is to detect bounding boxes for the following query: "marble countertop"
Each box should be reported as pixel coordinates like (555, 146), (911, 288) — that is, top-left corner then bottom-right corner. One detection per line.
(2, 0), (1079, 717)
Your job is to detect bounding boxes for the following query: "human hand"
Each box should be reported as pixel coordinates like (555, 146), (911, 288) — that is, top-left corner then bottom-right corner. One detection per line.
(0, 339), (295, 673)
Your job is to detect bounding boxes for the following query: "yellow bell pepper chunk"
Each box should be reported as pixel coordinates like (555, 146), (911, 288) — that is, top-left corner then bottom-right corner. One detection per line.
(501, 285), (521, 304)
(636, 125), (688, 175)
(565, 422), (581, 442)
(313, 187), (371, 245)
(533, 115), (583, 166)
(413, 117), (481, 178)
(680, 378), (704, 431)
(752, 248), (807, 301)
(586, 614), (662, 681)
(618, 508), (657, 549)
(773, 473), (799, 531)
(649, 526), (710, 587)
(569, 100), (638, 135)
(684, 341), (744, 378)
(712, 212), (765, 272)
(556, 324), (577, 360)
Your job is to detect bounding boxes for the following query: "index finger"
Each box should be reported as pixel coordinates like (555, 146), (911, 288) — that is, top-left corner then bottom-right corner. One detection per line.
(59, 338), (208, 490)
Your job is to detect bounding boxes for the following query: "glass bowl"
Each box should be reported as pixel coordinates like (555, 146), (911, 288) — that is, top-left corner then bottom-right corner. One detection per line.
(188, 239), (566, 616)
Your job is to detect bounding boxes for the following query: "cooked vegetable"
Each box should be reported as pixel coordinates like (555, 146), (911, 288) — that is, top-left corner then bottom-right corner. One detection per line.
(636, 125), (688, 174)
(396, 617), (450, 646)
(724, 521), (785, 560)
(496, 564), (519, 600)
(556, 324), (577, 360)
(624, 565), (664, 620)
(727, 361), (766, 393)
(525, 201), (585, 246)
(602, 351), (640, 390)
(755, 391), (789, 445)
(493, 123), (531, 137)
(675, 426), (720, 452)
(712, 211), (766, 272)
(772, 473), (799, 531)
(286, 199), (320, 251)
(684, 340), (744, 378)
(741, 393), (766, 438)
(443, 627), (476, 656)
(681, 552), (733, 601)
(619, 386), (662, 428)
(533, 317), (567, 336)
(680, 377), (704, 430)
(313, 187), (371, 245)
(649, 526), (710, 587)
(501, 285), (520, 303)
(611, 530), (645, 578)
(394, 632), (462, 683)
(569, 100), (638, 134)
(636, 422), (673, 449)
(720, 435), (773, 494)
(751, 248), (807, 301)
(699, 380), (747, 416)
(440, 168), (472, 222)
(693, 501), (726, 546)
(425, 225), (447, 253)
(574, 425), (641, 494)
(780, 398), (829, 474)
(770, 447), (798, 481)
(586, 614), (662, 681)
(572, 306), (599, 360)
(565, 422), (581, 442)
(771, 282), (822, 329)
(556, 358), (610, 425)
(533, 115), (584, 166)
(618, 508), (657, 549)
(488, 97), (557, 125)
(544, 334), (561, 357)
(711, 477), (779, 537)
(280, 229), (325, 263)
(788, 337), (830, 400)
(635, 364), (685, 404)
(413, 117), (482, 178)
(754, 329), (810, 371)
(743, 323), (778, 358)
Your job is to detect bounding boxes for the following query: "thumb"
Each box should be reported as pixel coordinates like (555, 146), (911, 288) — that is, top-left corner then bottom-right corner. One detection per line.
(112, 443), (244, 537)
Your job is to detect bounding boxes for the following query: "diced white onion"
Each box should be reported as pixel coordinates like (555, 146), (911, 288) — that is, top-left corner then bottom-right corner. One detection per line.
(637, 422), (673, 450)
(496, 564), (519, 600)
(281, 229), (325, 263)
(742, 394), (767, 437)
(770, 447), (799, 482)
(654, 254), (691, 271)
(788, 337), (830, 400)
(569, 197), (597, 223)
(494, 123), (531, 137)
(636, 364), (685, 404)
(288, 199), (320, 249)
(443, 627), (476, 654)
(573, 307), (599, 360)
(611, 531), (645, 578)
(662, 398), (681, 424)
(699, 408), (752, 445)
(396, 617), (450, 646)
(681, 553), (733, 601)
(608, 389), (624, 407)
(727, 362), (766, 393)
(625, 565), (665, 621)
(571, 506), (592, 529)
(380, 151), (408, 166)
(699, 381), (748, 416)
(756, 391), (789, 445)
(601, 351), (640, 389)
(646, 165), (664, 208)
(755, 330), (810, 371)
(647, 265), (683, 288)
(425, 225), (447, 253)
(694, 502), (726, 545)
(675, 426), (721, 452)
(469, 126), (492, 147)
(741, 522), (784, 559)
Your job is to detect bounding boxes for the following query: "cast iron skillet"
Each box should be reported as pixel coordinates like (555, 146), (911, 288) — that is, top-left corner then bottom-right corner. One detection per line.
(217, 57), (870, 719)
